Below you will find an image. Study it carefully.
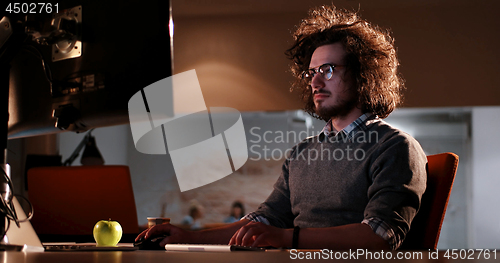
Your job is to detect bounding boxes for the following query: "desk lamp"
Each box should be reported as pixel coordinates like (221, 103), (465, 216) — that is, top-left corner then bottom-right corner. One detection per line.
(63, 129), (104, 166)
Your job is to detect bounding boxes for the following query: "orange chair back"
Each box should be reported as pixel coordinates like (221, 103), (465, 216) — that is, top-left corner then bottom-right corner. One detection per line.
(400, 152), (459, 249)
(27, 165), (139, 239)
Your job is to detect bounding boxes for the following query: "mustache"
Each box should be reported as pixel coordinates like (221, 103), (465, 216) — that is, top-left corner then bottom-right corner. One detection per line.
(313, 89), (330, 95)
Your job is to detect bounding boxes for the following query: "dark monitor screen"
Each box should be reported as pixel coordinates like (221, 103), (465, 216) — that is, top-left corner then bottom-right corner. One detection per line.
(6, 0), (173, 139)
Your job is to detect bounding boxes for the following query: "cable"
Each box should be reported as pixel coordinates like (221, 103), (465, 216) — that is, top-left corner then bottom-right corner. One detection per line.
(20, 44), (53, 85)
(0, 166), (19, 227)
(0, 165), (35, 242)
(14, 195), (33, 222)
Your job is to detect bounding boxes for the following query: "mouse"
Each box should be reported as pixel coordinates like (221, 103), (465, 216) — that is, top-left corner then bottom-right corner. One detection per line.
(134, 235), (169, 250)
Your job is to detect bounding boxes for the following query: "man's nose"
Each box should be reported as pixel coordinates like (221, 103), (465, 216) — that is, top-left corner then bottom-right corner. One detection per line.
(310, 74), (324, 92)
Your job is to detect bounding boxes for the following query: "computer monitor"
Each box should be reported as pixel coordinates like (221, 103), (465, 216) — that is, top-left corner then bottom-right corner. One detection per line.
(1, 0), (173, 245)
(5, 0), (173, 139)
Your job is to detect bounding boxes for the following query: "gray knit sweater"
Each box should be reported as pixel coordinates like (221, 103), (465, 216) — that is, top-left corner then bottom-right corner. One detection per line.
(250, 117), (427, 242)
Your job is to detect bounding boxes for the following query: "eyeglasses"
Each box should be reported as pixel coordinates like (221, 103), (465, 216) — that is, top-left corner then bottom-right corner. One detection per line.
(300, 63), (345, 83)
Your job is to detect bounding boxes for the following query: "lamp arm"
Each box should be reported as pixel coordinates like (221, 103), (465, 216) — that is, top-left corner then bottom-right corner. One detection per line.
(62, 129), (94, 166)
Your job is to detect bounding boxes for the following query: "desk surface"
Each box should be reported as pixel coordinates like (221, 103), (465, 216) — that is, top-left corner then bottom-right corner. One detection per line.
(2, 250), (494, 263)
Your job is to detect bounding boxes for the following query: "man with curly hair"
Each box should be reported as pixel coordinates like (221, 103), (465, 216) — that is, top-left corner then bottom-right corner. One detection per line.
(138, 5), (427, 250)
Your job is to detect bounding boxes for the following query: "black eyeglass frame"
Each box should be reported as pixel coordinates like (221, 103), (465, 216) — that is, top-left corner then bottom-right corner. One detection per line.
(300, 63), (345, 83)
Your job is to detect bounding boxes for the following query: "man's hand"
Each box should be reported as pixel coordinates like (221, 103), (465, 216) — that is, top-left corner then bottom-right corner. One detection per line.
(229, 221), (292, 248)
(135, 223), (195, 247)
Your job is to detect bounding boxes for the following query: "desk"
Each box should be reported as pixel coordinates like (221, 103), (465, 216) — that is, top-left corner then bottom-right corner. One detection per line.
(1, 250), (491, 263)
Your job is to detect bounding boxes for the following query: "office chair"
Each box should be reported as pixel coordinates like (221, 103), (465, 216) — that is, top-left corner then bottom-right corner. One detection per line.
(400, 152), (459, 249)
(27, 165), (139, 242)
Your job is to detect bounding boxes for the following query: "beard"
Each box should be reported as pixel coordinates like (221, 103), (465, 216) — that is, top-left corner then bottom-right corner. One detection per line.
(314, 90), (358, 121)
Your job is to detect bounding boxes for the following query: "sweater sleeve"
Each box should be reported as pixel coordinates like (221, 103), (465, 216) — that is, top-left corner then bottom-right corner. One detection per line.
(364, 131), (427, 249)
(245, 147), (297, 229)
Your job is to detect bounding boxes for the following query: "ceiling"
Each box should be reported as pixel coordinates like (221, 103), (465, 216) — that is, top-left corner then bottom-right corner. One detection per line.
(172, 0), (494, 16)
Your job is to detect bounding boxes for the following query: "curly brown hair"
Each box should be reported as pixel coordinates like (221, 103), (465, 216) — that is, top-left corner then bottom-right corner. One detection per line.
(286, 5), (404, 119)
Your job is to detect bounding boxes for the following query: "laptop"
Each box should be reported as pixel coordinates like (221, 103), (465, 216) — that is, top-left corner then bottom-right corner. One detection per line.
(43, 243), (138, 251)
(2, 197), (137, 252)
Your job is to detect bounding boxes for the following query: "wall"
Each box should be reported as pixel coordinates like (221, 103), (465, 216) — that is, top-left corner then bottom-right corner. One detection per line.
(173, 13), (302, 111)
(172, 1), (500, 110)
(471, 107), (500, 248)
(359, 3), (500, 107)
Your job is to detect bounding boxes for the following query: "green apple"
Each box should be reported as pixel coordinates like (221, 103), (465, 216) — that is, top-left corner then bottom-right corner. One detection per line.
(93, 219), (123, 246)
